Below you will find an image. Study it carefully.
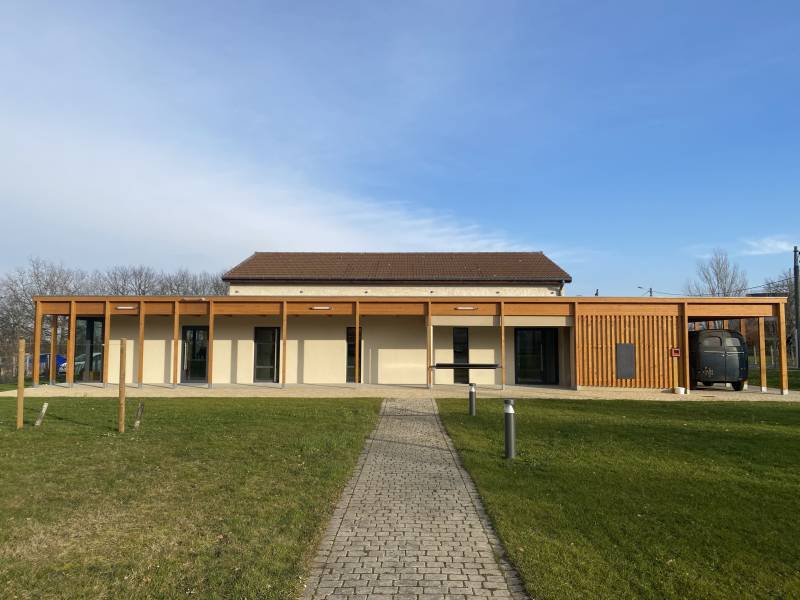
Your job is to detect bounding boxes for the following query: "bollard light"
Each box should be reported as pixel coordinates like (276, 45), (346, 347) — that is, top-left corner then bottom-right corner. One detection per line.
(504, 398), (515, 459)
(468, 382), (477, 416)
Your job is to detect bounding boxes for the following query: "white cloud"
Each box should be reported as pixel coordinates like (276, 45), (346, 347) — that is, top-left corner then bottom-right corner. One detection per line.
(740, 236), (795, 256)
(0, 118), (526, 272)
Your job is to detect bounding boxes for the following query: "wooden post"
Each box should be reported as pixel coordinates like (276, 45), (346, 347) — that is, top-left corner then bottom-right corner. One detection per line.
(777, 304), (789, 395)
(172, 301), (180, 386)
(207, 300), (215, 388)
(137, 300), (145, 388)
(32, 300), (41, 386)
(102, 300), (111, 386)
(758, 317), (767, 392)
(740, 318), (748, 389)
(426, 301), (432, 388)
(723, 319), (729, 330)
(280, 301), (288, 387)
(499, 301), (506, 389)
(681, 302), (691, 393)
(574, 302), (582, 390)
(119, 337), (126, 433)
(49, 314), (58, 384)
(67, 300), (76, 387)
(16, 338), (25, 429)
(354, 301), (360, 384)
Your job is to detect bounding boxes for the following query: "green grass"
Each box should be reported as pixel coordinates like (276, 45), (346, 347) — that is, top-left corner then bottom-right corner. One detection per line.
(0, 397), (381, 599)
(438, 398), (800, 599)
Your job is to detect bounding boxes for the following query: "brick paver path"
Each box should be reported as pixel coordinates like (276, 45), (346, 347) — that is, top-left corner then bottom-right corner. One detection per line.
(302, 397), (527, 599)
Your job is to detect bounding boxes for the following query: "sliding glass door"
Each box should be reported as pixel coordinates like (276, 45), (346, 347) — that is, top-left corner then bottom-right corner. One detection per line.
(254, 327), (280, 383)
(514, 328), (559, 385)
(74, 317), (104, 383)
(182, 326), (209, 383)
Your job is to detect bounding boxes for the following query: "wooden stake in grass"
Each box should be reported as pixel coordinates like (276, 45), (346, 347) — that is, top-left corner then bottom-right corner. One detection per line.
(34, 403), (49, 427)
(133, 401), (144, 430)
(119, 338), (126, 433)
(16, 338), (25, 430)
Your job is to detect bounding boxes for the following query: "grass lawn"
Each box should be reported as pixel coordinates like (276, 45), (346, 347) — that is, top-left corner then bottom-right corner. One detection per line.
(438, 398), (800, 599)
(0, 396), (381, 599)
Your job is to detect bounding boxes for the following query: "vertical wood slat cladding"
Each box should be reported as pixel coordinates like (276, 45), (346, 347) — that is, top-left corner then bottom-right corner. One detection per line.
(578, 313), (678, 388)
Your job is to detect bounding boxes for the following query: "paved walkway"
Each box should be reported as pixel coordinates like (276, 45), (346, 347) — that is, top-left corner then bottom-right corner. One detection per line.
(6, 381), (796, 402)
(302, 398), (527, 600)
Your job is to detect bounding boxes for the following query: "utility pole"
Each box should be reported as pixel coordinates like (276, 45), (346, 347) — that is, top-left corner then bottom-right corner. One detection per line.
(794, 246), (799, 368)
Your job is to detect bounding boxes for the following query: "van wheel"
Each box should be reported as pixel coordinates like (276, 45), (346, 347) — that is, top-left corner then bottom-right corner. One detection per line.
(702, 381), (714, 388)
(731, 381), (744, 391)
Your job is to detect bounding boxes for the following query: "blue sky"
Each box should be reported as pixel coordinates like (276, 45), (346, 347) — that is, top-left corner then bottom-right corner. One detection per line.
(1, 1), (798, 295)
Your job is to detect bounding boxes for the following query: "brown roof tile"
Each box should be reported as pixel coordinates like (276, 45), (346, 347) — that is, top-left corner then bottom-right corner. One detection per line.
(222, 252), (571, 284)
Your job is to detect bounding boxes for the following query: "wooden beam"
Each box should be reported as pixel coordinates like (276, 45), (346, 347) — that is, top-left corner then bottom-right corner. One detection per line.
(207, 300), (215, 388)
(16, 338), (25, 429)
(49, 315), (57, 384)
(102, 300), (111, 385)
(32, 300), (42, 386)
(354, 301), (360, 384)
(499, 301), (506, 388)
(172, 300), (180, 386)
(777, 304), (789, 394)
(426, 301), (432, 388)
(137, 300), (145, 387)
(758, 317), (767, 392)
(67, 300), (76, 386)
(280, 301), (288, 386)
(681, 302), (691, 393)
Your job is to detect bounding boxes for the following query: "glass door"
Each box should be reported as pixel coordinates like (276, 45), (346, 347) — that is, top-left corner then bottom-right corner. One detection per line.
(515, 328), (559, 385)
(254, 327), (280, 383)
(453, 327), (469, 384)
(74, 317), (104, 383)
(182, 326), (209, 383)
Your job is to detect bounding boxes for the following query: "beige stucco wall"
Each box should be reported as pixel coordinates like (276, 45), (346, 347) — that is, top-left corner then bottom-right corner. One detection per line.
(362, 316), (426, 384)
(228, 283), (562, 297)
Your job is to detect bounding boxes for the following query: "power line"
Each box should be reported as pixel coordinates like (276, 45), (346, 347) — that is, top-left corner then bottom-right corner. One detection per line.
(643, 276), (794, 298)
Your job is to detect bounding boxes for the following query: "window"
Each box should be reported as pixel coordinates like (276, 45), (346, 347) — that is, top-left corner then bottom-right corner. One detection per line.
(346, 327), (361, 383)
(703, 336), (723, 347)
(724, 337), (742, 347)
(453, 327), (469, 384)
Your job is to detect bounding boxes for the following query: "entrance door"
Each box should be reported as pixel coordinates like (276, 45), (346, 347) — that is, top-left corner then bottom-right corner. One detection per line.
(453, 327), (469, 384)
(254, 327), (280, 383)
(515, 328), (559, 385)
(182, 326), (209, 383)
(74, 317), (104, 382)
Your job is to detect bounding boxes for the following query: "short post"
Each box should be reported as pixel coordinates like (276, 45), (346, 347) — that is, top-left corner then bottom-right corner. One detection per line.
(16, 338), (25, 430)
(119, 338), (126, 433)
(468, 383), (476, 416)
(34, 403), (49, 427)
(504, 398), (515, 459)
(133, 401), (144, 430)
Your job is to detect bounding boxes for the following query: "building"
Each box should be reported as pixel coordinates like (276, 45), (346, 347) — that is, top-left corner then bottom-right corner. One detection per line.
(31, 252), (790, 394)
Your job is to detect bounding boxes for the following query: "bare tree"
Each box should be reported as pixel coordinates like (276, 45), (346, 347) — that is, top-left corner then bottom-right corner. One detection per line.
(0, 258), (91, 368)
(685, 249), (748, 296)
(0, 257), (228, 379)
(763, 268), (796, 349)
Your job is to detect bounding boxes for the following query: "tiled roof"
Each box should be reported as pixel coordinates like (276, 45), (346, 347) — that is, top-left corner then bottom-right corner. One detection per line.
(222, 252), (571, 284)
